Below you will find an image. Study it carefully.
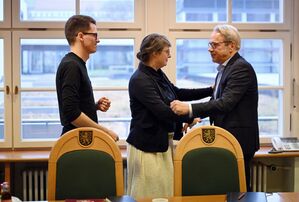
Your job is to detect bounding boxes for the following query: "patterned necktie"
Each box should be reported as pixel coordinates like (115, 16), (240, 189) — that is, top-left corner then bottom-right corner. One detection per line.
(213, 64), (225, 98)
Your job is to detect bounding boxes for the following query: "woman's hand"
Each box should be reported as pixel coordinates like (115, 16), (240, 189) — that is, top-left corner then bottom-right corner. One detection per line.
(107, 129), (119, 142)
(182, 118), (201, 133)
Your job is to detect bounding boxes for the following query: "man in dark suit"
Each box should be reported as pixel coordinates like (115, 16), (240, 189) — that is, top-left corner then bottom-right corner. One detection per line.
(170, 24), (259, 191)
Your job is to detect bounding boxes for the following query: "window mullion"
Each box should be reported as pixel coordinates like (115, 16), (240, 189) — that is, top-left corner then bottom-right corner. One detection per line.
(76, 0), (80, 15)
(227, 0), (232, 23)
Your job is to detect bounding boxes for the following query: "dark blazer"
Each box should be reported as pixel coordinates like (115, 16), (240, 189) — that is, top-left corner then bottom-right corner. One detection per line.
(192, 53), (259, 155)
(127, 62), (213, 152)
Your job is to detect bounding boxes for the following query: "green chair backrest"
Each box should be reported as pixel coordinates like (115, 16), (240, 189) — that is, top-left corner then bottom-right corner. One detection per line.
(55, 149), (116, 200)
(182, 147), (240, 195)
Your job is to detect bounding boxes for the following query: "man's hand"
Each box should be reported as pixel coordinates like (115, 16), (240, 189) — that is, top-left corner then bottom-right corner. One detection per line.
(97, 97), (111, 112)
(170, 100), (189, 115)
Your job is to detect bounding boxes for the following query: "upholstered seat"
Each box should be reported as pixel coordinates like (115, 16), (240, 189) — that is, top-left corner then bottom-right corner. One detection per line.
(47, 127), (124, 200)
(174, 125), (246, 196)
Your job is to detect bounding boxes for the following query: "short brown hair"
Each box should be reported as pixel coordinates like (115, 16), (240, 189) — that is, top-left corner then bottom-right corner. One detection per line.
(64, 15), (96, 45)
(137, 33), (171, 63)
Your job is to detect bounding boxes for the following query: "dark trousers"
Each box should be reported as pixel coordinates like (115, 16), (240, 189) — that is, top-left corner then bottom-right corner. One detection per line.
(244, 153), (255, 191)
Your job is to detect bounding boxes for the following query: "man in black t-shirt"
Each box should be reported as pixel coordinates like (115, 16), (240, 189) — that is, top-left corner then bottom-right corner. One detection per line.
(56, 15), (118, 141)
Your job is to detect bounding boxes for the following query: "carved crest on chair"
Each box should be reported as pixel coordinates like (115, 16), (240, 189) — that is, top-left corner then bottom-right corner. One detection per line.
(79, 130), (93, 146)
(201, 128), (215, 144)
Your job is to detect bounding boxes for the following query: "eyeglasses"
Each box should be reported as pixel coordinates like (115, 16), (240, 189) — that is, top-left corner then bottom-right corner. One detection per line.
(208, 41), (230, 49)
(82, 32), (98, 39)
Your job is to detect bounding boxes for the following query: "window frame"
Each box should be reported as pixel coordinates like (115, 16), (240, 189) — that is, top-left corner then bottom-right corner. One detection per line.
(12, 0), (144, 29)
(166, 0), (292, 31)
(12, 30), (142, 148)
(0, 0), (11, 28)
(0, 31), (12, 148)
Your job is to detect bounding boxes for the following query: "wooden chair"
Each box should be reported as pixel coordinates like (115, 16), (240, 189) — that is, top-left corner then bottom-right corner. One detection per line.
(174, 125), (246, 196)
(48, 127), (124, 200)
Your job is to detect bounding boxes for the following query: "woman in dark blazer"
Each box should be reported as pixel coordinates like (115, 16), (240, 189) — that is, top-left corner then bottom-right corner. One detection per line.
(126, 33), (213, 198)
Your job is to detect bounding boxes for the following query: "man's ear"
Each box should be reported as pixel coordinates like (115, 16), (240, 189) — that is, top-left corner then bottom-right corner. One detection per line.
(77, 32), (84, 42)
(229, 41), (236, 52)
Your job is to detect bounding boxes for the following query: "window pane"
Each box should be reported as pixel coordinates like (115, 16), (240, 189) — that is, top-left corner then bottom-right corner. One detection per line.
(89, 39), (135, 88)
(0, 39), (4, 88)
(176, 39), (283, 136)
(21, 90), (130, 140)
(240, 39), (282, 86)
(21, 92), (61, 139)
(20, 38), (134, 88)
(20, 39), (68, 88)
(176, 38), (282, 87)
(0, 0), (3, 21)
(176, 39), (217, 88)
(20, 0), (75, 21)
(81, 0), (134, 22)
(258, 89), (281, 136)
(0, 93), (3, 139)
(176, 0), (227, 22)
(0, 38), (3, 139)
(94, 91), (130, 139)
(233, 0), (282, 23)
(188, 90), (282, 137)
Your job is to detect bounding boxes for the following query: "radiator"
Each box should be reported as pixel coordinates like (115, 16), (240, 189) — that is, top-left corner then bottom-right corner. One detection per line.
(251, 162), (267, 192)
(22, 169), (48, 201)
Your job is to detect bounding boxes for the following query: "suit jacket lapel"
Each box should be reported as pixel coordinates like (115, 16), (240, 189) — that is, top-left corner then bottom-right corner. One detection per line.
(216, 67), (227, 98)
(215, 52), (241, 98)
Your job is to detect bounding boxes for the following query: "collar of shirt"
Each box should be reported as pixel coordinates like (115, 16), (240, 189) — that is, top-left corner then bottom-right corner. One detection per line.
(217, 55), (233, 71)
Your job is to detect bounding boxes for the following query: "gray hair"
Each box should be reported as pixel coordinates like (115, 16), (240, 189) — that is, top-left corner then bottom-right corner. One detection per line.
(137, 33), (171, 63)
(213, 24), (241, 51)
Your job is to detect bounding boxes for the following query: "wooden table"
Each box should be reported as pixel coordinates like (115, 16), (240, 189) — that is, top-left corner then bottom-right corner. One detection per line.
(254, 146), (299, 158)
(137, 195), (226, 202)
(1, 147), (299, 193)
(136, 193), (299, 202)
(38, 193), (299, 202)
(0, 150), (50, 183)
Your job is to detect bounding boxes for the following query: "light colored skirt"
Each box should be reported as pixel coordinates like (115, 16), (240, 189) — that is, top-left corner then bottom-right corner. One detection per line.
(126, 135), (174, 199)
